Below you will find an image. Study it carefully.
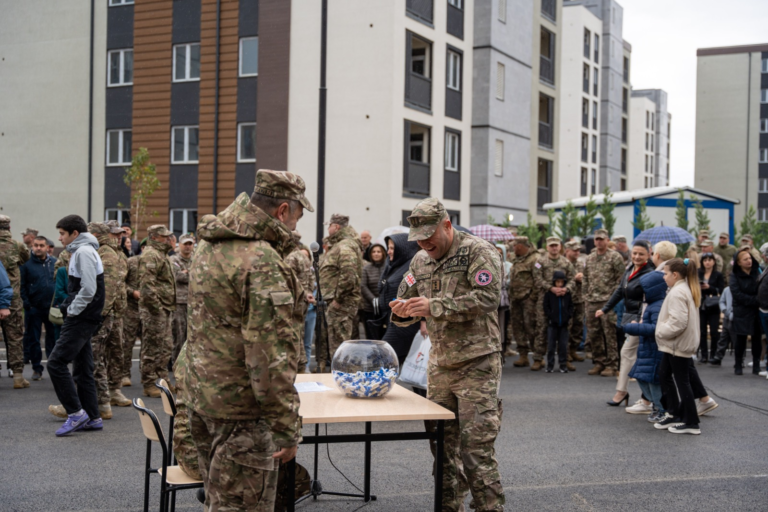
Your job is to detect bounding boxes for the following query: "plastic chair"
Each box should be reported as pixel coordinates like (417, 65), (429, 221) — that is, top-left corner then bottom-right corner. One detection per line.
(155, 378), (177, 460)
(133, 398), (203, 512)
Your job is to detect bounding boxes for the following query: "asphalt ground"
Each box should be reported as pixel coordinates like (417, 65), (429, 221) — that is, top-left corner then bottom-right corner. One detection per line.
(0, 350), (767, 512)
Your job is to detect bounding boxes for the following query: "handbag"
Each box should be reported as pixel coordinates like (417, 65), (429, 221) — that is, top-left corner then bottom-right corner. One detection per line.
(48, 297), (64, 326)
(703, 296), (720, 310)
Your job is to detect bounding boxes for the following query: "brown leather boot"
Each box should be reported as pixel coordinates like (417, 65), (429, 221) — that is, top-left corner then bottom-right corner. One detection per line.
(587, 364), (605, 375)
(600, 367), (619, 377)
(531, 360), (544, 371)
(566, 361), (577, 372)
(13, 375), (30, 389)
(513, 354), (530, 367)
(143, 385), (161, 398)
(570, 350), (585, 362)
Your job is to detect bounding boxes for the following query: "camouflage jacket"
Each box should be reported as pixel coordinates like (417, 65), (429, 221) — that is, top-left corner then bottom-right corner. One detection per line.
(96, 235), (128, 317)
(0, 230), (30, 302)
(285, 248), (314, 298)
(180, 193), (302, 448)
(170, 254), (193, 305)
(393, 229), (501, 366)
(139, 240), (176, 312)
(534, 254), (576, 297)
(125, 256), (140, 307)
(319, 226), (363, 310)
(582, 249), (625, 303)
(509, 249), (539, 301)
(568, 256), (587, 304)
(714, 243), (737, 281)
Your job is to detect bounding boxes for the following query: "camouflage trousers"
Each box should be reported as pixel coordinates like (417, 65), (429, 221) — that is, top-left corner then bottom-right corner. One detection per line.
(172, 304), (187, 367)
(586, 301), (618, 369)
(173, 377), (201, 480)
(122, 303), (141, 379)
(327, 304), (355, 360)
(296, 302), (308, 370)
(0, 299), (24, 373)
(139, 307), (173, 388)
(568, 302), (585, 352)
(189, 411), (279, 511)
(91, 313), (125, 405)
(428, 353), (505, 512)
(533, 295), (551, 360)
(508, 296), (538, 356)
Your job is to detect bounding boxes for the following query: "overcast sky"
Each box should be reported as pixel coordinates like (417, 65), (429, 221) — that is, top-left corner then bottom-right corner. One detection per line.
(620, 0), (768, 187)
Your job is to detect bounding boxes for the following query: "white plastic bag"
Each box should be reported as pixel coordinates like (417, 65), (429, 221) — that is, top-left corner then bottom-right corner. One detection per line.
(399, 332), (431, 390)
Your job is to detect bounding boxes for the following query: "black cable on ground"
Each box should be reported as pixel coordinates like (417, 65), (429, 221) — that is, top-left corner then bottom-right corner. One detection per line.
(705, 386), (768, 416)
(324, 424), (365, 494)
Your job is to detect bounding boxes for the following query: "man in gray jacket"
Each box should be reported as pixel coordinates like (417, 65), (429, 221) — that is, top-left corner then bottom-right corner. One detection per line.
(47, 215), (106, 437)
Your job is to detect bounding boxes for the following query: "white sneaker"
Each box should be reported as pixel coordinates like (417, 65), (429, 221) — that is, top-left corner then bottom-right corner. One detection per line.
(696, 398), (719, 416)
(759, 371), (768, 377)
(625, 399), (653, 415)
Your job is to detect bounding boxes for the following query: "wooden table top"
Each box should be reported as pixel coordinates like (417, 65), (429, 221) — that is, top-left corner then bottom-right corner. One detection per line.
(295, 374), (454, 425)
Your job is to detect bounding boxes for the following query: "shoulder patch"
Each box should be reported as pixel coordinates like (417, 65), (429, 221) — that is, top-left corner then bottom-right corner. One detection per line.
(475, 270), (493, 286)
(397, 280), (407, 296)
(534, 262), (542, 269)
(405, 273), (416, 287)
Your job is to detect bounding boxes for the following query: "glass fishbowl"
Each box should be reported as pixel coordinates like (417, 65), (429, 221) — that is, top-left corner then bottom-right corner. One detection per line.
(331, 340), (399, 398)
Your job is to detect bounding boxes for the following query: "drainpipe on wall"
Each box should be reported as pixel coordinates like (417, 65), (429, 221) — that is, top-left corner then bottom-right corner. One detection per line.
(315, 0), (328, 247)
(87, 0), (95, 221)
(212, 0), (221, 214)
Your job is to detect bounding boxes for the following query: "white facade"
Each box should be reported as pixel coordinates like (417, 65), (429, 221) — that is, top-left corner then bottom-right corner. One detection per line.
(557, 4), (603, 202)
(289, 0), (473, 241)
(0, 0), (105, 243)
(627, 95), (657, 191)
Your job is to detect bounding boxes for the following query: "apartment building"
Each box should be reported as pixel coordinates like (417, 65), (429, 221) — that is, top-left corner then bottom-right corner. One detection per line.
(620, 40), (631, 190)
(469, 0), (533, 226)
(627, 94), (657, 190)
(556, 2), (602, 201)
(633, 89), (670, 188)
(695, 44), (768, 221)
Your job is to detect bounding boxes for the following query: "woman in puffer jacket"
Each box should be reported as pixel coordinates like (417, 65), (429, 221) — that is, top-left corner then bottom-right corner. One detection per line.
(729, 247), (763, 375)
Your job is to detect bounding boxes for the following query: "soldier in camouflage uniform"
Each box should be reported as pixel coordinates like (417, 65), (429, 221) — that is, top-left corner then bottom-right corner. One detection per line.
(583, 229), (625, 375)
(391, 198), (505, 512)
(740, 234), (763, 263)
(0, 215), (31, 388)
(699, 239), (723, 273)
(139, 225), (176, 398)
(170, 233), (195, 365)
(172, 342), (200, 480)
(714, 232), (737, 285)
(564, 240), (586, 364)
(531, 237), (575, 371)
(285, 231), (314, 372)
(105, 220), (131, 407)
(317, 213), (363, 371)
(121, 246), (143, 387)
(692, 229), (709, 253)
(178, 170), (311, 511)
(508, 236), (539, 367)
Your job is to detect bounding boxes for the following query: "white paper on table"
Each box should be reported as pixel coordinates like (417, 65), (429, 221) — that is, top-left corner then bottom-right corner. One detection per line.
(294, 381), (333, 393)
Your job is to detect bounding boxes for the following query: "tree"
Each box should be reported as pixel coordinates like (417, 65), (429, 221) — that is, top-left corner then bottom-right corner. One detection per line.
(675, 190), (690, 257)
(576, 195), (599, 238)
(632, 198), (655, 232)
(690, 194), (711, 237)
(123, 147), (160, 238)
(556, 201), (579, 241)
(517, 212), (543, 248)
(598, 187), (617, 238)
(546, 209), (555, 237)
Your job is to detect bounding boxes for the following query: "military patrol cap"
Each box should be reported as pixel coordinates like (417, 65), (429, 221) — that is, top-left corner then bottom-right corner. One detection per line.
(700, 239), (714, 248)
(148, 225), (173, 237)
(87, 222), (111, 236)
(741, 234), (753, 242)
(106, 220), (124, 234)
(699, 229), (709, 237)
(179, 233), (195, 244)
(546, 236), (561, 246)
(253, 169), (314, 212)
(593, 229), (609, 240)
(565, 240), (581, 251)
(719, 232), (729, 239)
(613, 235), (627, 243)
(327, 214), (349, 228)
(513, 236), (529, 246)
(0, 215), (10, 229)
(407, 197), (449, 241)
(21, 228), (38, 237)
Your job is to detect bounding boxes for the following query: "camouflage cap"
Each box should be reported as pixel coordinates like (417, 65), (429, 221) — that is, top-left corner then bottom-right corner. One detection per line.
(254, 169), (314, 212)
(613, 235), (627, 243)
(719, 232), (729, 239)
(21, 228), (38, 237)
(700, 239), (714, 248)
(105, 220), (124, 234)
(87, 222), (111, 236)
(407, 197), (448, 241)
(148, 225), (173, 237)
(564, 240), (581, 251)
(0, 215), (10, 229)
(513, 236), (529, 246)
(327, 214), (349, 228)
(546, 236), (561, 246)
(179, 233), (196, 244)
(698, 229), (709, 237)
(593, 229), (609, 240)
(741, 234), (753, 241)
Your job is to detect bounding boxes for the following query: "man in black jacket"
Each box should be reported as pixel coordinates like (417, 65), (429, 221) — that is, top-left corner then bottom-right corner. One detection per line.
(20, 236), (57, 380)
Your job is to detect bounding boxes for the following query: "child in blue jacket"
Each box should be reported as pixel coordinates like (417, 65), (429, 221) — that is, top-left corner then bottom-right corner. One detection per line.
(623, 270), (668, 423)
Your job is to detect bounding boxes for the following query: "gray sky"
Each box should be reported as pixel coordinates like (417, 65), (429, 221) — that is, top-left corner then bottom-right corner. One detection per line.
(621, 0), (768, 187)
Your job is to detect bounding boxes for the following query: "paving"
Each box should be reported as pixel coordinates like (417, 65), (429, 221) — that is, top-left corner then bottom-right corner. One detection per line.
(0, 351), (767, 512)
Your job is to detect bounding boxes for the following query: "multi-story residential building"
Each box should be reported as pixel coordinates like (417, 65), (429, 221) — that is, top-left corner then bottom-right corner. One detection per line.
(632, 89), (671, 188)
(469, 0), (533, 226)
(556, 2), (602, 201)
(695, 43), (767, 221)
(620, 40), (631, 190)
(627, 93), (657, 190)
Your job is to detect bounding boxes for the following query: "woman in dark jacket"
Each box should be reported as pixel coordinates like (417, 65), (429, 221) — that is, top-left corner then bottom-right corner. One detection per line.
(697, 253), (724, 363)
(729, 247), (762, 375)
(360, 242), (387, 339)
(599, 240), (655, 405)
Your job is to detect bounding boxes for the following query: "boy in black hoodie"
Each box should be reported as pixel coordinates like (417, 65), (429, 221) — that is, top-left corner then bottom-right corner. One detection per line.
(543, 270), (574, 373)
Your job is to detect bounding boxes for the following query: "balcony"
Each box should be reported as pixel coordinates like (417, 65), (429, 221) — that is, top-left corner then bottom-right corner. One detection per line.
(581, 144), (588, 163)
(404, 161), (430, 196)
(539, 122), (553, 149)
(582, 111), (588, 128)
(541, 0), (556, 22)
(447, 2), (463, 39)
(407, 73), (432, 110)
(540, 56), (554, 85)
(406, 0), (433, 25)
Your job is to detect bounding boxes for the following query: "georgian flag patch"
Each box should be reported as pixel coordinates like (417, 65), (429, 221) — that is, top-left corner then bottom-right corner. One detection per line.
(534, 262), (542, 269)
(405, 273), (417, 287)
(475, 270), (493, 286)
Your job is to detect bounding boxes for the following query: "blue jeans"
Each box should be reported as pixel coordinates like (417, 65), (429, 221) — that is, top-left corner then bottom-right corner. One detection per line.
(637, 380), (664, 414)
(304, 305), (317, 364)
(23, 307), (53, 374)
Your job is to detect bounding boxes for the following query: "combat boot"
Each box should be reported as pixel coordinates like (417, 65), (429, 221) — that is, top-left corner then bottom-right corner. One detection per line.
(48, 404), (68, 419)
(600, 367), (619, 377)
(143, 385), (161, 398)
(503, 345), (518, 357)
(13, 374), (30, 389)
(565, 361), (577, 372)
(99, 404), (113, 420)
(513, 354), (530, 367)
(530, 360), (544, 371)
(587, 364), (605, 375)
(570, 350), (585, 362)
(110, 389), (132, 407)
(121, 376), (132, 387)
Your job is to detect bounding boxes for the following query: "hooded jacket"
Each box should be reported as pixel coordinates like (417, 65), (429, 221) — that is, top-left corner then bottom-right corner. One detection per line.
(0, 260), (13, 310)
(20, 253), (56, 311)
(180, 193), (302, 448)
(624, 271), (667, 383)
(62, 232), (105, 323)
(319, 225), (364, 310)
(375, 233), (422, 321)
(655, 279), (700, 358)
(729, 254), (762, 336)
(602, 260), (656, 317)
(360, 242), (386, 313)
(543, 270), (574, 327)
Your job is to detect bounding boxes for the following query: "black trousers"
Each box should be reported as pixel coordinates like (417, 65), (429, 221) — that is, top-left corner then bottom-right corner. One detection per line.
(735, 334), (762, 371)
(547, 325), (568, 369)
(712, 318), (735, 361)
(698, 307), (720, 360)
(47, 315), (102, 419)
(659, 353), (699, 426)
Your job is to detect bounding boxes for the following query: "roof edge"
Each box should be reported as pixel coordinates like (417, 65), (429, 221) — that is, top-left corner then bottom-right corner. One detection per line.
(697, 43), (768, 57)
(544, 186), (741, 210)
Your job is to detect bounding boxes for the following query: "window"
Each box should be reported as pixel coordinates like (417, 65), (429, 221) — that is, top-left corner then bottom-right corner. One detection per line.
(590, 168), (596, 195)
(173, 43), (201, 82)
(646, 111), (650, 128)
(496, 62), (505, 100)
(594, 34), (600, 63)
(592, 101), (598, 129)
(581, 168), (588, 196)
(409, 126), (430, 163)
(170, 209), (198, 239)
(172, 126), (199, 164)
(623, 56), (629, 83)
(448, 0), (462, 7)
(105, 209), (130, 225)
(761, 89), (768, 103)
(761, 119), (768, 133)
(651, 112), (655, 127)
(582, 98), (589, 128)
(584, 29), (591, 59)
(651, 134), (654, 152)
(239, 37), (259, 77)
(621, 147), (627, 173)
(763, 57), (768, 73)
(447, 50), (461, 91)
(593, 68), (598, 96)
(760, 148), (768, 163)
(583, 64), (590, 94)
(537, 158), (552, 210)
(539, 93), (554, 149)
(108, 49), (133, 86)
(760, 209), (768, 222)
(760, 178), (768, 192)
(645, 133), (649, 150)
(622, 87), (628, 113)
(498, 0), (506, 22)
(592, 135), (597, 163)
(650, 155), (654, 171)
(581, 133), (588, 163)
(494, 139), (503, 177)
(621, 117), (627, 143)
(645, 154), (648, 172)
(237, 123), (256, 162)
(106, 129), (132, 166)
(109, 0), (134, 5)
(445, 131), (460, 172)
(539, 28), (555, 85)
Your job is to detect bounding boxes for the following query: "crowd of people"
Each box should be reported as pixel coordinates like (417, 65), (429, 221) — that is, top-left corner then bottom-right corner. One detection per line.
(1, 169), (767, 510)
